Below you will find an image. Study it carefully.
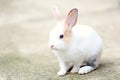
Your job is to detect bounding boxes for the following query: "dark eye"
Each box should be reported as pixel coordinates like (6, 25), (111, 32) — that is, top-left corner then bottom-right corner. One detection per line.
(59, 34), (64, 39)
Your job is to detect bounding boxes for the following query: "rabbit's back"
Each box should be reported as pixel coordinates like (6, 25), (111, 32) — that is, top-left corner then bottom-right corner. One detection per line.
(70, 24), (102, 57)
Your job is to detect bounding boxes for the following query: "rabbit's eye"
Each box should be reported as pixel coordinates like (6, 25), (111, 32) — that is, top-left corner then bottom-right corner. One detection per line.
(59, 34), (64, 39)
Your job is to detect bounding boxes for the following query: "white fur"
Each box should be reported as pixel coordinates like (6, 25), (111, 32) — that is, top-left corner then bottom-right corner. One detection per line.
(79, 66), (94, 74)
(49, 9), (103, 76)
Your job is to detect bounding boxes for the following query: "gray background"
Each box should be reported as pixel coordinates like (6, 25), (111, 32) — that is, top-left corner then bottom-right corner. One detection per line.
(0, 0), (119, 80)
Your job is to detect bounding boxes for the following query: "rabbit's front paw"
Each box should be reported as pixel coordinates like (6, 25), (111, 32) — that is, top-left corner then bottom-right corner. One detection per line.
(57, 70), (67, 76)
(70, 66), (79, 74)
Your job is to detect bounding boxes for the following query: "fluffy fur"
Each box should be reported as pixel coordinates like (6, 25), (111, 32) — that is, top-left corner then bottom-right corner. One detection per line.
(49, 8), (103, 76)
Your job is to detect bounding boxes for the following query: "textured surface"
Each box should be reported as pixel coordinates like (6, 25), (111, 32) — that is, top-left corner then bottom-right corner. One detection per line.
(0, 0), (120, 80)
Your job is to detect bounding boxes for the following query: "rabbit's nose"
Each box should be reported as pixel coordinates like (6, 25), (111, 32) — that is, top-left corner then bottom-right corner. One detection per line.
(51, 45), (54, 48)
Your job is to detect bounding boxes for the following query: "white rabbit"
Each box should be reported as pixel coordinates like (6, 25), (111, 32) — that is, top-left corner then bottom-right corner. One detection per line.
(49, 8), (103, 76)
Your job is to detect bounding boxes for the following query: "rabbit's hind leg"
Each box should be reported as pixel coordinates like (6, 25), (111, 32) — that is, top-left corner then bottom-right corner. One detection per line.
(78, 56), (100, 74)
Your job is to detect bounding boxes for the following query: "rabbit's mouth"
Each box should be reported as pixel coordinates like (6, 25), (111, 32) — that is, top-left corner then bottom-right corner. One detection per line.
(51, 45), (57, 50)
(50, 45), (66, 51)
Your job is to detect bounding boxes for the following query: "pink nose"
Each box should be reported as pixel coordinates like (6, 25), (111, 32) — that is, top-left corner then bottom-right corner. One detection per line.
(51, 45), (54, 48)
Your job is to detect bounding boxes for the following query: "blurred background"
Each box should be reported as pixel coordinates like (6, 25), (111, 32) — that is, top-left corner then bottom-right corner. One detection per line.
(0, 0), (120, 80)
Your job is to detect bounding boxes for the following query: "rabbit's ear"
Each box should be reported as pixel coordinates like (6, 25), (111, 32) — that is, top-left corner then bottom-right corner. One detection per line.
(65, 8), (78, 28)
(52, 7), (62, 21)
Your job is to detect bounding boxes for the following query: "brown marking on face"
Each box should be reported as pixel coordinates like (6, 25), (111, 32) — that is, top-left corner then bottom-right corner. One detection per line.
(63, 27), (72, 43)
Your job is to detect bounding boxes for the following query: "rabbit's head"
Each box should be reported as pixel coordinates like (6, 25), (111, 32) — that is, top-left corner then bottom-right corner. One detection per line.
(49, 8), (78, 51)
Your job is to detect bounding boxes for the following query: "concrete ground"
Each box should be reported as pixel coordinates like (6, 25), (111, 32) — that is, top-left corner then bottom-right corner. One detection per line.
(0, 0), (120, 80)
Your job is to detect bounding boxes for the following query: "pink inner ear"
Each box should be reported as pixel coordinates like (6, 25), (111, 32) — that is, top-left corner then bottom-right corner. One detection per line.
(53, 11), (61, 21)
(65, 8), (78, 28)
(56, 15), (62, 21)
(67, 16), (75, 27)
(52, 7), (62, 21)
